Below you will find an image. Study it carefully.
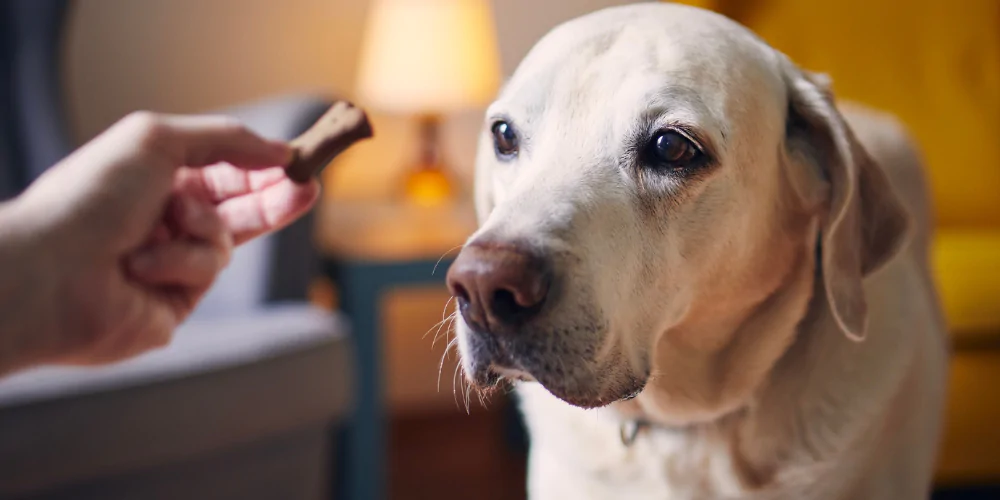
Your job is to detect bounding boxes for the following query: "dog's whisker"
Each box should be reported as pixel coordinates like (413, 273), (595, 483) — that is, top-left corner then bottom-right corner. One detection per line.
(432, 313), (459, 350)
(436, 343), (450, 393)
(440, 295), (456, 320)
(464, 377), (473, 415)
(423, 299), (457, 344)
(423, 315), (452, 343)
(424, 314), (456, 349)
(429, 312), (458, 350)
(478, 386), (493, 410)
(453, 360), (471, 415)
(452, 357), (463, 410)
(434, 297), (458, 342)
(438, 336), (460, 392)
(432, 244), (466, 276)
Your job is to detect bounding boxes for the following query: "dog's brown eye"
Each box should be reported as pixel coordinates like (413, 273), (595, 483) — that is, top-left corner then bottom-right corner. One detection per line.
(648, 130), (700, 167)
(492, 121), (519, 158)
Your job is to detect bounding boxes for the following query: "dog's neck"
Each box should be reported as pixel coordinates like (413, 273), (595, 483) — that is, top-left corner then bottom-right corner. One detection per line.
(617, 222), (821, 429)
(608, 226), (899, 495)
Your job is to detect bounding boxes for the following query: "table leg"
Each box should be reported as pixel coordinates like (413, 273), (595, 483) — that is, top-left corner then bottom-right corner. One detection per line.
(332, 267), (385, 500)
(327, 259), (456, 500)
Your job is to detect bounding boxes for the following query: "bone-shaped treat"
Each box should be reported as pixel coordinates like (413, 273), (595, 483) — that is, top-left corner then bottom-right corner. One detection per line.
(284, 100), (373, 183)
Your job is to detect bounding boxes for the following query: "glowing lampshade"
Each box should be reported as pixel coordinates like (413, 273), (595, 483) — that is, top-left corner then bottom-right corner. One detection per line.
(356, 0), (502, 115)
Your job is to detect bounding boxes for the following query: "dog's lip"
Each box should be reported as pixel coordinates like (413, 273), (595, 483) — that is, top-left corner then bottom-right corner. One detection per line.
(530, 368), (649, 409)
(458, 323), (649, 407)
(544, 381), (648, 409)
(472, 364), (534, 388)
(492, 366), (535, 382)
(471, 355), (648, 409)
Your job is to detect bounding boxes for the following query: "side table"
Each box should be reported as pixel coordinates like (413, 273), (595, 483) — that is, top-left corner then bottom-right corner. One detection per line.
(316, 199), (477, 500)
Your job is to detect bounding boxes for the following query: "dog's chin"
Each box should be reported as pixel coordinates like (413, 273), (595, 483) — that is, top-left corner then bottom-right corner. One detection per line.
(534, 372), (648, 409)
(457, 318), (647, 409)
(468, 362), (647, 410)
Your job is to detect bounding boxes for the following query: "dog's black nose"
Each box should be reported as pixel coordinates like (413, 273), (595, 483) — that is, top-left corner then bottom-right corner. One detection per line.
(446, 241), (551, 335)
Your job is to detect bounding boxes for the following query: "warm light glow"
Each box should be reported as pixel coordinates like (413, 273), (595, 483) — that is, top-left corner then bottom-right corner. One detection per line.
(356, 0), (502, 114)
(404, 168), (454, 206)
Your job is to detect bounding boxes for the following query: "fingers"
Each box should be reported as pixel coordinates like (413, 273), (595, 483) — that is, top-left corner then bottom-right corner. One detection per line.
(173, 164), (320, 246)
(171, 194), (229, 248)
(118, 111), (293, 171)
(148, 222), (172, 246)
(130, 195), (232, 289)
(173, 165), (288, 204)
(142, 195), (228, 249)
(217, 177), (321, 245)
(127, 239), (229, 289)
(110, 112), (322, 248)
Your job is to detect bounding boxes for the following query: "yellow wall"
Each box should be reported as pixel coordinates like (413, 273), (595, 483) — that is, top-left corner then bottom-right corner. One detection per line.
(679, 0), (1000, 229)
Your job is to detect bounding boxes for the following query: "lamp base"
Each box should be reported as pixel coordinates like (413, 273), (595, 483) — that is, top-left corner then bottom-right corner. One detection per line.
(403, 161), (455, 207)
(400, 114), (458, 207)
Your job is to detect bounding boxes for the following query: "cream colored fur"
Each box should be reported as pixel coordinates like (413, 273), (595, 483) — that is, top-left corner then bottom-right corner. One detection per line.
(454, 3), (948, 499)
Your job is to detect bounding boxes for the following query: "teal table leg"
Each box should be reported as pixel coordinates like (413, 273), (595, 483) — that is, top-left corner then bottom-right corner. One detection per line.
(326, 258), (454, 500)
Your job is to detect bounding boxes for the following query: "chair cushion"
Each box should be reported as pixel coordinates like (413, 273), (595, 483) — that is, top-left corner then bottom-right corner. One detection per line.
(932, 229), (1000, 344)
(190, 235), (274, 320)
(0, 305), (347, 405)
(0, 305), (354, 497)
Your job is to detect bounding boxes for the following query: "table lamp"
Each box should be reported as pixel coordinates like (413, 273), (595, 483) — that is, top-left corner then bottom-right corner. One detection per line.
(355, 0), (502, 206)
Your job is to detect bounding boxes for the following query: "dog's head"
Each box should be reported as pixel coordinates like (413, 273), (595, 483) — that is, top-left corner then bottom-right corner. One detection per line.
(447, 3), (909, 416)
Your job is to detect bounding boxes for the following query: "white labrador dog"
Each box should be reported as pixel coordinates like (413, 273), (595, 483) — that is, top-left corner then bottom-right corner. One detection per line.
(446, 3), (948, 499)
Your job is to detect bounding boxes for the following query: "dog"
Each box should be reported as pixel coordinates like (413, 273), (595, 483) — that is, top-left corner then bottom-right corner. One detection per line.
(445, 3), (948, 499)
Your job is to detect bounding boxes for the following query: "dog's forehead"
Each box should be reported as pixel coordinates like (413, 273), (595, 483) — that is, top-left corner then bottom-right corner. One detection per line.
(495, 4), (782, 137)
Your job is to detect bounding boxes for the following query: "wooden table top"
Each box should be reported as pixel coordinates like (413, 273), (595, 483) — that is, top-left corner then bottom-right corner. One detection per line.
(315, 198), (478, 262)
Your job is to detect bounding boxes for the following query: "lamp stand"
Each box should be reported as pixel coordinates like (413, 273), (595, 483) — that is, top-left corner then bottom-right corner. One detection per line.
(402, 113), (456, 206)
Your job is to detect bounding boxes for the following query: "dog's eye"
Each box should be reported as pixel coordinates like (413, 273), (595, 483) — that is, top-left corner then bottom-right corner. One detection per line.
(646, 130), (701, 168)
(491, 121), (519, 158)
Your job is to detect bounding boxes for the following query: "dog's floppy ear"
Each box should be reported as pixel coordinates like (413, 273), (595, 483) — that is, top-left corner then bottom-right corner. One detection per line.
(782, 63), (911, 342)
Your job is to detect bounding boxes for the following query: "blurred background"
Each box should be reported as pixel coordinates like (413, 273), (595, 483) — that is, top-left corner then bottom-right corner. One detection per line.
(0, 0), (997, 499)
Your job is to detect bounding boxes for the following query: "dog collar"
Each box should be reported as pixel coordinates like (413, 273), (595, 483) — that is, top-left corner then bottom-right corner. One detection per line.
(619, 420), (651, 447)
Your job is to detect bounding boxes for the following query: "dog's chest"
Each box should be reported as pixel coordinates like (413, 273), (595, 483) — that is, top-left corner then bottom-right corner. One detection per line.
(518, 384), (748, 500)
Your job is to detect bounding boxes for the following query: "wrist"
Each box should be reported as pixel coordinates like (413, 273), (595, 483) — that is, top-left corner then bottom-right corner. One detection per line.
(0, 197), (59, 375)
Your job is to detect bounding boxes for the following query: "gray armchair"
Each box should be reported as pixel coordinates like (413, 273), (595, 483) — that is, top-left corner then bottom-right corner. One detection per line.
(0, 2), (354, 499)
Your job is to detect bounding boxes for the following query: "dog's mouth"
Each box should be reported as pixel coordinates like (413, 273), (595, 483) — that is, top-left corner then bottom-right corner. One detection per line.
(519, 367), (648, 410)
(471, 363), (534, 385)
(464, 341), (534, 388)
(461, 325), (649, 409)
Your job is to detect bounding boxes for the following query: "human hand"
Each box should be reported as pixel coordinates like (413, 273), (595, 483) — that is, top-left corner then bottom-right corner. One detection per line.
(0, 112), (319, 373)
